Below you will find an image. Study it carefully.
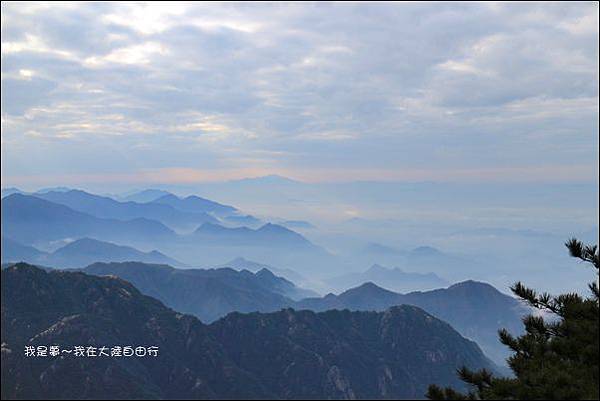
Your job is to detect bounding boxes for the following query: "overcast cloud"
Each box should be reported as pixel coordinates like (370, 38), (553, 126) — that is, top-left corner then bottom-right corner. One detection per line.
(1, 2), (598, 188)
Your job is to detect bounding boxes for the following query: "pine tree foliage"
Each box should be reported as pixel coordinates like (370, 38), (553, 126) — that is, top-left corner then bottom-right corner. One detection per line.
(427, 238), (599, 400)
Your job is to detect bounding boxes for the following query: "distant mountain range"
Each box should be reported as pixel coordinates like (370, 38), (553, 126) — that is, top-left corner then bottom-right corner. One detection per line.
(219, 257), (315, 290)
(1, 193), (176, 245)
(82, 261), (310, 322)
(1, 187), (24, 198)
(2, 263), (495, 399)
(2, 188), (258, 232)
(354, 242), (480, 282)
(1, 193), (326, 273)
(326, 263), (449, 293)
(228, 174), (302, 186)
(1, 237), (46, 262)
(118, 188), (173, 203)
(180, 221), (336, 273)
(407, 245), (461, 266)
(33, 189), (218, 231)
(223, 213), (263, 228)
(77, 260), (524, 365)
(152, 193), (237, 216)
(296, 280), (527, 365)
(407, 247), (483, 281)
(34, 186), (72, 194)
(193, 222), (318, 249)
(124, 190), (263, 228)
(1, 237), (184, 268)
(51, 238), (183, 267)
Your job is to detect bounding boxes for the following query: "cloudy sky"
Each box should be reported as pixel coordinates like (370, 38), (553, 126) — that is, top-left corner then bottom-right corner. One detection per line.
(1, 2), (598, 189)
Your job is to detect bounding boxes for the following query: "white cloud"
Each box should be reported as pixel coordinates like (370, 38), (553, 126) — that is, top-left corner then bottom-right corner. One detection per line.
(2, 33), (77, 60)
(84, 42), (168, 67)
(560, 11), (599, 35)
(101, 3), (189, 35)
(1, 2), (598, 184)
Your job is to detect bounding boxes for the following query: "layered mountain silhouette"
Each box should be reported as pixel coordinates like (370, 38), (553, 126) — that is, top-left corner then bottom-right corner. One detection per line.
(327, 263), (449, 293)
(78, 260), (524, 365)
(251, 268), (318, 300)
(1, 187), (24, 198)
(151, 193), (236, 216)
(219, 257), (314, 290)
(82, 261), (308, 322)
(354, 243), (480, 282)
(1, 236), (46, 263)
(403, 246), (479, 280)
(50, 238), (183, 268)
(1, 193), (336, 276)
(1, 237), (183, 268)
(184, 221), (338, 274)
(192, 222), (318, 249)
(223, 213), (263, 228)
(2, 263), (495, 399)
(119, 188), (172, 203)
(34, 189), (218, 231)
(1, 194), (176, 245)
(296, 280), (527, 365)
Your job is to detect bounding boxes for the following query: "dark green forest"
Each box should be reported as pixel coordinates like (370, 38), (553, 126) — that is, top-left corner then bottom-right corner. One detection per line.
(428, 239), (599, 400)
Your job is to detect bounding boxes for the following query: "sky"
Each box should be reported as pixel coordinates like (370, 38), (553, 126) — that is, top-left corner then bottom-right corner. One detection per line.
(1, 1), (598, 190)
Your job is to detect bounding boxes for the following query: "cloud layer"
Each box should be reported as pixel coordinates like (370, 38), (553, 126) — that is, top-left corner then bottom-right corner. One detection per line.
(1, 2), (598, 187)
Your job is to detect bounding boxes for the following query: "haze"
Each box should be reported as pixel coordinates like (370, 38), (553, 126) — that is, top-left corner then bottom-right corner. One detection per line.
(1, 2), (598, 294)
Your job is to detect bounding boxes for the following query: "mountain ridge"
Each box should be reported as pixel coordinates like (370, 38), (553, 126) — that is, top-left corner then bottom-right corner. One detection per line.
(1, 193), (176, 245)
(152, 193), (236, 216)
(193, 222), (318, 249)
(1, 236), (184, 268)
(75, 260), (524, 365)
(2, 263), (495, 399)
(82, 261), (301, 322)
(296, 280), (527, 365)
(327, 263), (449, 293)
(34, 189), (218, 231)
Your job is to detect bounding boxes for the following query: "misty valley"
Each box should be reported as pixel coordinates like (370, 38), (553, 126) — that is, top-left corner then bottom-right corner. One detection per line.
(1, 184), (598, 399)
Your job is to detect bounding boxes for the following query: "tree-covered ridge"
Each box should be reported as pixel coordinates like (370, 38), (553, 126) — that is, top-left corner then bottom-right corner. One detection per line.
(1, 263), (495, 399)
(427, 239), (599, 400)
